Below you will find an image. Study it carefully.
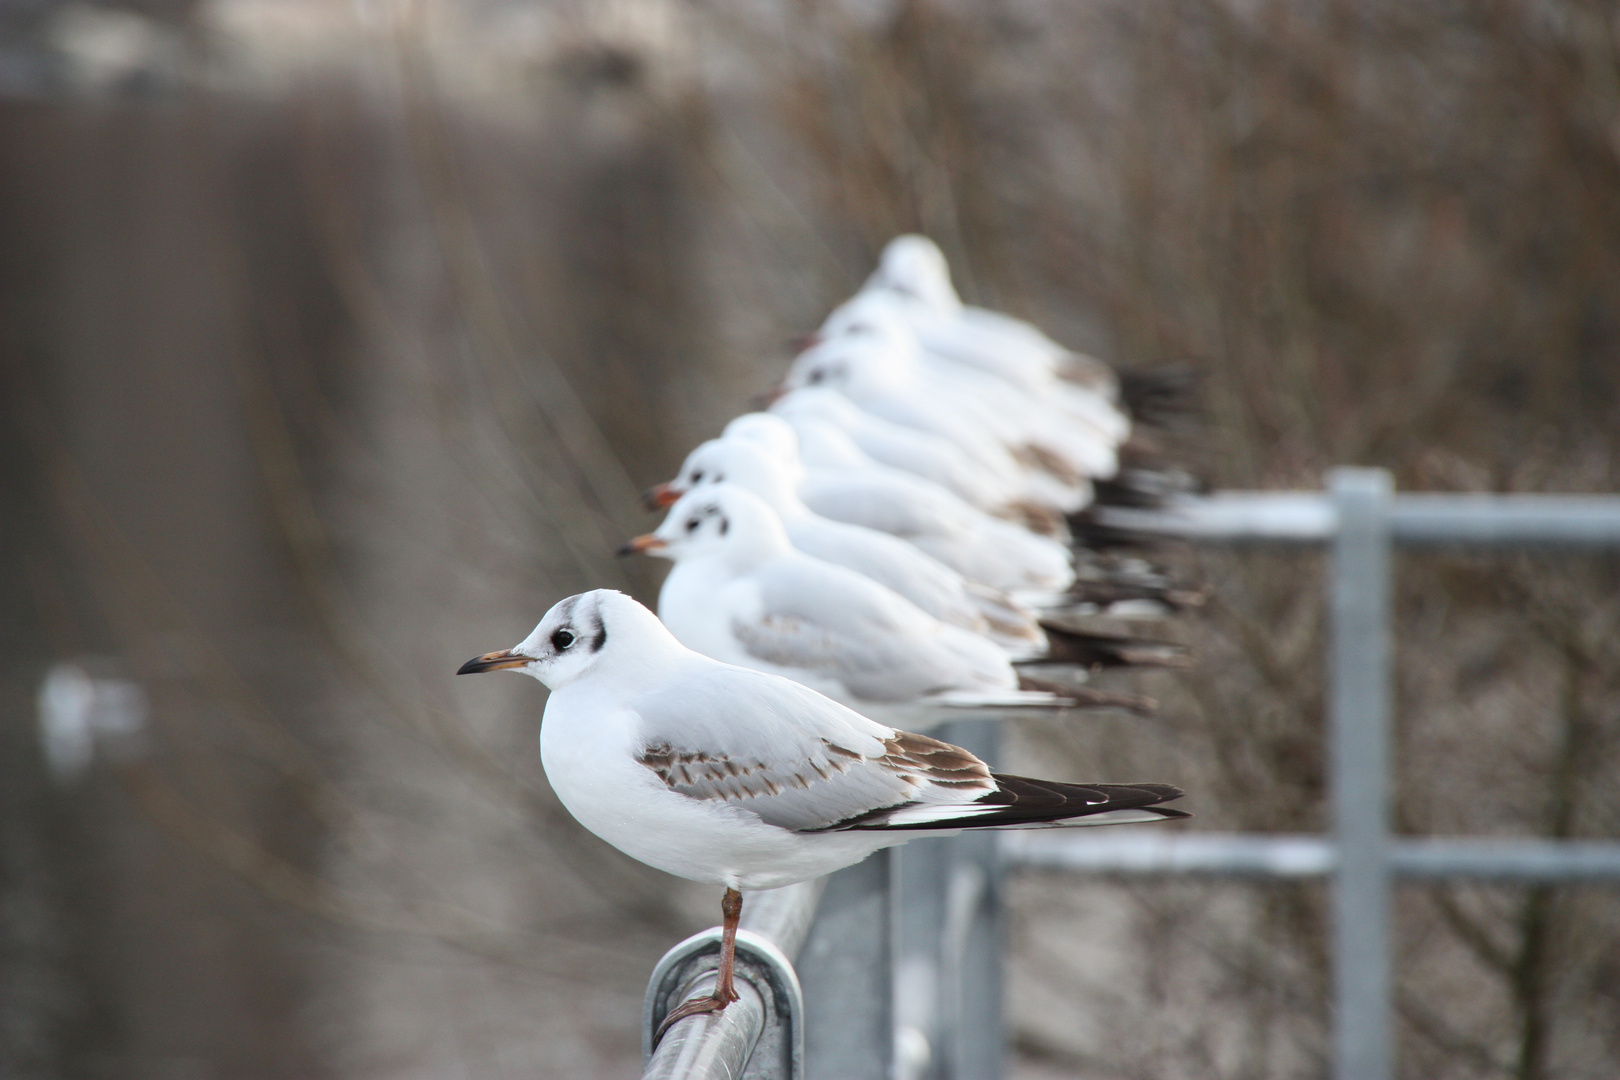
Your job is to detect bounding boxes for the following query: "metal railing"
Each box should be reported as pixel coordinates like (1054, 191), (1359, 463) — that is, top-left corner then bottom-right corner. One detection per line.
(641, 469), (1620, 1080)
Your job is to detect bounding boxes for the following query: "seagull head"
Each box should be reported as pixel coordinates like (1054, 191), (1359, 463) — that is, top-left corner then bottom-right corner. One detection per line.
(863, 234), (961, 315)
(626, 483), (791, 569)
(457, 590), (671, 690)
(767, 385), (862, 427)
(784, 304), (919, 399)
(643, 437), (802, 516)
(721, 412), (799, 462)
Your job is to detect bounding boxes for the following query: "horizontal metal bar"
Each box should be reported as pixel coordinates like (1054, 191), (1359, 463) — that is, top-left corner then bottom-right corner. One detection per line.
(1389, 839), (1620, 881)
(1390, 495), (1620, 547)
(1002, 831), (1336, 876)
(642, 879), (824, 1080)
(1092, 492), (1620, 548)
(1002, 832), (1620, 881)
(1095, 494), (1337, 543)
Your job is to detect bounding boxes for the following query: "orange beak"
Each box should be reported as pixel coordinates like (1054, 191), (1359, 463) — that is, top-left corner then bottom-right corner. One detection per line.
(616, 533), (669, 557)
(457, 649), (531, 675)
(641, 483), (682, 510)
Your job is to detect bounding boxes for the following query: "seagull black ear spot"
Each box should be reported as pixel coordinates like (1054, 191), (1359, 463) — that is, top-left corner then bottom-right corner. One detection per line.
(719, 516), (729, 536)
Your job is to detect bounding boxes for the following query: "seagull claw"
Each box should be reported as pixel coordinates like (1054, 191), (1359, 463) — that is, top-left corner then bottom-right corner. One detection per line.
(652, 987), (741, 1043)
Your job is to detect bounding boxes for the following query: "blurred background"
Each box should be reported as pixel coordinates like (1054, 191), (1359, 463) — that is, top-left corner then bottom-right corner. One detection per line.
(2, 1), (1618, 1077)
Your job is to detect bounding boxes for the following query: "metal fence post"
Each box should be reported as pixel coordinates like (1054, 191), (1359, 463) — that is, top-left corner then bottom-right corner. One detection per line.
(888, 717), (1003, 1080)
(795, 856), (894, 1080)
(940, 720), (1003, 1080)
(1329, 468), (1394, 1080)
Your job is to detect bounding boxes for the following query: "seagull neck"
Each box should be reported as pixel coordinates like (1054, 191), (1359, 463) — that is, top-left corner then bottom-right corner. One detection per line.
(765, 487), (808, 518)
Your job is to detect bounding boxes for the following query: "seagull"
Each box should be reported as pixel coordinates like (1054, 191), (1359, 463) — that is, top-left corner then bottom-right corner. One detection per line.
(767, 386), (1014, 512)
(457, 589), (1188, 1036)
(621, 483), (1065, 716)
(726, 413), (1078, 593)
(642, 435), (1051, 643)
(778, 313), (1091, 512)
(788, 302), (1121, 492)
(825, 288), (1130, 448)
(649, 432), (1075, 599)
(853, 234), (1122, 400)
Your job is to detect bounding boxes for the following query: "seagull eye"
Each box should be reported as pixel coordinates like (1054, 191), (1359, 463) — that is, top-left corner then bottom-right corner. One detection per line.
(691, 470), (704, 483)
(551, 629), (575, 651)
(807, 370), (824, 385)
(686, 517), (700, 532)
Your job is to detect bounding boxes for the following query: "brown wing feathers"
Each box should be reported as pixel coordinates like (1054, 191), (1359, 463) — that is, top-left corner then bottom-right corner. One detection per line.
(879, 730), (993, 790)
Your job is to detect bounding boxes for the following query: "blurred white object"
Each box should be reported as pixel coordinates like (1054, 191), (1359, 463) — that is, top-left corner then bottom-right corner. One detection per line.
(630, 484), (1065, 715)
(37, 661), (149, 781)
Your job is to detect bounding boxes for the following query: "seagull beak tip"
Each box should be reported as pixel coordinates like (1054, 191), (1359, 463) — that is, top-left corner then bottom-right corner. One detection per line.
(642, 484), (681, 511)
(458, 649), (529, 675)
(618, 534), (667, 557)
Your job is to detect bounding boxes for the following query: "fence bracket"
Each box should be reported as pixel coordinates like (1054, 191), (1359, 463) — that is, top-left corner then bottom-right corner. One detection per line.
(643, 927), (806, 1080)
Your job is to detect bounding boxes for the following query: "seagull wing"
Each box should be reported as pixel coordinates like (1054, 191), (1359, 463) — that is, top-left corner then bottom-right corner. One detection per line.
(729, 556), (977, 703)
(628, 661), (1188, 834)
(628, 663), (987, 831)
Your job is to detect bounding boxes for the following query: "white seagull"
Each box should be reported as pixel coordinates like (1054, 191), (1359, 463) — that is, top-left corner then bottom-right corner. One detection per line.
(650, 431), (1075, 599)
(727, 413), (1077, 594)
(823, 290), (1129, 464)
(854, 234), (1122, 401)
(643, 435), (1049, 644)
(767, 386), (1014, 512)
(457, 589), (1188, 1036)
(779, 313), (1092, 512)
(787, 306), (1119, 496)
(622, 483), (1062, 716)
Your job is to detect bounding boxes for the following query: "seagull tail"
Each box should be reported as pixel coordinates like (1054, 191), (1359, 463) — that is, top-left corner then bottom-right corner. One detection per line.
(1031, 621), (1191, 669)
(927, 689), (1076, 709)
(1015, 672), (1157, 715)
(846, 776), (1188, 832)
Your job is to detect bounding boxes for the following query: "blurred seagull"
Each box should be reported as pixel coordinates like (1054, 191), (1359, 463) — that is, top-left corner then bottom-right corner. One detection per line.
(457, 589), (1188, 1038)
(787, 303), (1120, 495)
(726, 413), (1079, 591)
(644, 435), (1053, 642)
(825, 291), (1128, 464)
(779, 312), (1091, 511)
(650, 430), (1075, 599)
(767, 386), (1014, 512)
(854, 234), (1122, 399)
(623, 484), (1065, 716)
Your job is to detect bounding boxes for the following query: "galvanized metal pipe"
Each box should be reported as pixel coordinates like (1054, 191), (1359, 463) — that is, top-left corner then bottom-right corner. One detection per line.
(1391, 495), (1620, 547)
(1388, 839), (1620, 881)
(1093, 492), (1620, 547)
(642, 879), (824, 1080)
(1002, 831), (1338, 877)
(1092, 492), (1337, 543)
(1002, 832), (1620, 881)
(1329, 469), (1395, 1080)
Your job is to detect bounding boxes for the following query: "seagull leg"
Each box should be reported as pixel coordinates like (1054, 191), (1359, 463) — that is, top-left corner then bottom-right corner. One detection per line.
(654, 888), (744, 1040)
